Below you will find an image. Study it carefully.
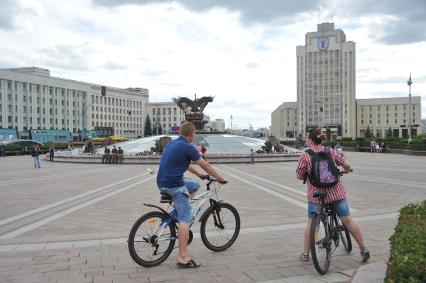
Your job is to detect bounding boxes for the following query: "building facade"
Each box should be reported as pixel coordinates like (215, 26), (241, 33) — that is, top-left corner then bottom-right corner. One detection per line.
(272, 97), (422, 139)
(148, 102), (186, 134)
(297, 22), (356, 138)
(271, 102), (297, 139)
(272, 22), (423, 139)
(0, 67), (149, 140)
(356, 97), (422, 138)
(211, 119), (225, 132)
(88, 87), (148, 139)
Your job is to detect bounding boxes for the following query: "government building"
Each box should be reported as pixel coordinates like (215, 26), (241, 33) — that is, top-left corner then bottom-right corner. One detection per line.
(0, 67), (148, 141)
(148, 101), (186, 135)
(272, 23), (422, 140)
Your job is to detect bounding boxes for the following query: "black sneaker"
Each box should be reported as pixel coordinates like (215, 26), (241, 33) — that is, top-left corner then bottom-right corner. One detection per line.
(360, 248), (370, 263)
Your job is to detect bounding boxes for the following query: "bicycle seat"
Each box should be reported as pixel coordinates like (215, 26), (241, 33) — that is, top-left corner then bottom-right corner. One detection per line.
(160, 193), (173, 203)
(313, 192), (327, 198)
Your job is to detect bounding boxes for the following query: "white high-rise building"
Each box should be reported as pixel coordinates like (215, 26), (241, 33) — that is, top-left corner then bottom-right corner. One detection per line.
(297, 22), (356, 138)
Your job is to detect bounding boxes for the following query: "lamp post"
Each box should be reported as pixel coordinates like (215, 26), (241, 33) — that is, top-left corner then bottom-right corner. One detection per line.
(407, 73), (413, 143)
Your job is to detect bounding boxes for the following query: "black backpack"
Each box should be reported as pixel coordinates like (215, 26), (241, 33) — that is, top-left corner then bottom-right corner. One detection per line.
(305, 147), (340, 188)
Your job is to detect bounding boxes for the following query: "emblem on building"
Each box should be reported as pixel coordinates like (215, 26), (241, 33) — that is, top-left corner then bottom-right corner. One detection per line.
(317, 37), (329, 51)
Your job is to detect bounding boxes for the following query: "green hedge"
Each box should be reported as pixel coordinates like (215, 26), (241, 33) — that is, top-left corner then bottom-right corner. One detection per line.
(385, 201), (426, 282)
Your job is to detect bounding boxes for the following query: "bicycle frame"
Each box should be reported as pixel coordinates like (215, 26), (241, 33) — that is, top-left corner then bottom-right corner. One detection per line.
(148, 188), (219, 243)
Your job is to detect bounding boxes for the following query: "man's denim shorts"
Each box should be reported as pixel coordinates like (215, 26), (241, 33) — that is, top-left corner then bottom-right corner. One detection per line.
(159, 178), (200, 223)
(308, 198), (351, 219)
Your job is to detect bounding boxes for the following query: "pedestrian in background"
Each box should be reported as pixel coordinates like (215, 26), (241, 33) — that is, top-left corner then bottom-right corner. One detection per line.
(0, 144), (4, 157)
(250, 149), (255, 164)
(49, 144), (55, 162)
(31, 144), (41, 168)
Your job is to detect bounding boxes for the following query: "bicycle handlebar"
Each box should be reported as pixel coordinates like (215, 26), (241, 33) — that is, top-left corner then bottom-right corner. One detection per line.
(338, 169), (353, 176)
(202, 175), (228, 185)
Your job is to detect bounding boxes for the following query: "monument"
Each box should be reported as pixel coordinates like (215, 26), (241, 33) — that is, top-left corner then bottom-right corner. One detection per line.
(173, 95), (214, 130)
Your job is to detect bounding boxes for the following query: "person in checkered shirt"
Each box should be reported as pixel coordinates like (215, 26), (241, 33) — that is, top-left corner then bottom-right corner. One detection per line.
(296, 128), (370, 263)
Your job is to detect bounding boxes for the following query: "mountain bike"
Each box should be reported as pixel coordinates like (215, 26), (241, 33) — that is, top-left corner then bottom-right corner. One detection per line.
(310, 170), (353, 275)
(128, 176), (240, 267)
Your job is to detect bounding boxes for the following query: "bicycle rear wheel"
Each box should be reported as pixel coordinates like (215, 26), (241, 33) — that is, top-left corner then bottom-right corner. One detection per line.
(334, 216), (352, 252)
(200, 202), (240, 252)
(128, 211), (176, 267)
(310, 214), (331, 275)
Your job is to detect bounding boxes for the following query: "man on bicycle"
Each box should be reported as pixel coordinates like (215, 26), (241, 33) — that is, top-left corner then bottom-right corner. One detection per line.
(296, 128), (370, 263)
(157, 122), (227, 268)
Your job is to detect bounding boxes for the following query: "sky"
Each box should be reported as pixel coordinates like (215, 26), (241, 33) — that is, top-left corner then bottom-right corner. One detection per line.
(1, 0), (425, 129)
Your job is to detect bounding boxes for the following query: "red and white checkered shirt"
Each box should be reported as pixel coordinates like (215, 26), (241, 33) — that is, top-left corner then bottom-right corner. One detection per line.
(296, 144), (347, 204)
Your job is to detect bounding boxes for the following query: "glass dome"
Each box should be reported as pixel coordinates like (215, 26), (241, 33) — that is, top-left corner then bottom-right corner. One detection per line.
(99, 134), (272, 155)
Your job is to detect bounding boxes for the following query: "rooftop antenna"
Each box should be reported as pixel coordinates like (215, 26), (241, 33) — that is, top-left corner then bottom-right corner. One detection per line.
(318, 7), (321, 24)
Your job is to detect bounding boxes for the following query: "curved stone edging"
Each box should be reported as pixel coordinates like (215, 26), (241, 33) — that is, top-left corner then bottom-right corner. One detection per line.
(351, 262), (387, 283)
(48, 153), (301, 164)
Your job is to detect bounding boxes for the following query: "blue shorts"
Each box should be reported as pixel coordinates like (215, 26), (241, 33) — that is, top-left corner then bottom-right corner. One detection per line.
(307, 199), (351, 219)
(159, 177), (200, 223)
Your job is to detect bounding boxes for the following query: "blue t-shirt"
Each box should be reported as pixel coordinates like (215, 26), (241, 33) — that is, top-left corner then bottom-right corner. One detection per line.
(157, 136), (201, 188)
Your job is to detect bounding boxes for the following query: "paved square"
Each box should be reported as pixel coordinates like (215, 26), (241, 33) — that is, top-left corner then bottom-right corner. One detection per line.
(0, 152), (425, 282)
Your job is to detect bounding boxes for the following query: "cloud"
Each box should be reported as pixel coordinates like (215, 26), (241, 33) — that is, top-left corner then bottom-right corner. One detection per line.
(327, 0), (426, 44)
(91, 0), (322, 24)
(142, 69), (168, 77)
(0, 0), (42, 30)
(38, 43), (95, 71)
(102, 62), (128, 70)
(246, 62), (259, 69)
(358, 76), (411, 84)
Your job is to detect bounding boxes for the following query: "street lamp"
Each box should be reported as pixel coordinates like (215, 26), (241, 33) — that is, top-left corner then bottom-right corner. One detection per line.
(407, 73), (413, 143)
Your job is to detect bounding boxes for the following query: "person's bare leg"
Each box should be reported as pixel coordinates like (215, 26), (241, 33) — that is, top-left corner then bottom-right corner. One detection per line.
(177, 222), (190, 263)
(340, 216), (365, 249)
(304, 218), (312, 255)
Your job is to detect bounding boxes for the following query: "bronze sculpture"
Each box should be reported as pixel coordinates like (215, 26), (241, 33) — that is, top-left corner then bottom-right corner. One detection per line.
(173, 95), (214, 130)
(173, 95), (213, 114)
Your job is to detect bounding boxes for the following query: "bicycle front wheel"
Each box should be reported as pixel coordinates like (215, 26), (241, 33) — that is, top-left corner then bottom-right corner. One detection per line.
(200, 202), (240, 252)
(128, 211), (176, 267)
(310, 214), (331, 275)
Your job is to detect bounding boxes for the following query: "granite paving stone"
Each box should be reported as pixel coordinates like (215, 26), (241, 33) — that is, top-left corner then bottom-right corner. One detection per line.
(0, 153), (425, 282)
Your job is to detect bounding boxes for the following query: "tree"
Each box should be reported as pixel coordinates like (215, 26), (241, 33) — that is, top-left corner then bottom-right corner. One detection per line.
(144, 115), (152, 137)
(386, 126), (393, 138)
(365, 126), (372, 139)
